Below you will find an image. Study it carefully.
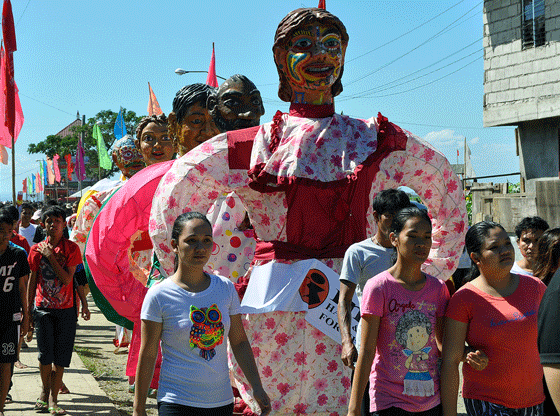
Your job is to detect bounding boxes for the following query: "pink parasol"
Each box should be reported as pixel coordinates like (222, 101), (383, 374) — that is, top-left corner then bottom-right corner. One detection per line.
(84, 160), (174, 322)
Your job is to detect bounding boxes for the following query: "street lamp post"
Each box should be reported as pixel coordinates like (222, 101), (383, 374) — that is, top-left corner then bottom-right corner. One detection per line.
(174, 68), (227, 81)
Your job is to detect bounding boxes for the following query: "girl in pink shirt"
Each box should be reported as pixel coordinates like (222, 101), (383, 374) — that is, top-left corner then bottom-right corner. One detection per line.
(441, 221), (546, 416)
(347, 206), (449, 416)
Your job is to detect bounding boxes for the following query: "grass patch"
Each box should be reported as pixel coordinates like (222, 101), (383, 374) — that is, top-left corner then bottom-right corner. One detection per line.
(74, 345), (115, 378)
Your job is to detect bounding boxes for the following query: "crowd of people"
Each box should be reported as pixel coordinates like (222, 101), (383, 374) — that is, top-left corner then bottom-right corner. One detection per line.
(0, 4), (559, 416)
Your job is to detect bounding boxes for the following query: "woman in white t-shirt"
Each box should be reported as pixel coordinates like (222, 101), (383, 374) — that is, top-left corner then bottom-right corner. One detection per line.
(133, 212), (270, 416)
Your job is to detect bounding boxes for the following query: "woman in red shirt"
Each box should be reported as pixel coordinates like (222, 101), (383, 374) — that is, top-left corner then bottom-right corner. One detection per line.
(441, 221), (546, 416)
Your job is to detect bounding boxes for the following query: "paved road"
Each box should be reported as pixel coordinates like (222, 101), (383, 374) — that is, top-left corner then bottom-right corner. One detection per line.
(6, 297), (467, 415)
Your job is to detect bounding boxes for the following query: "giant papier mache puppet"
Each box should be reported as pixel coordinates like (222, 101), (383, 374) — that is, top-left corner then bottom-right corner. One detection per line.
(85, 78), (266, 387)
(148, 7), (467, 415)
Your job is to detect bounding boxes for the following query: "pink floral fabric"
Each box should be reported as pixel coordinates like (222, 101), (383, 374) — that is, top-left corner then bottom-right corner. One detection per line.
(70, 188), (118, 256)
(149, 113), (467, 415)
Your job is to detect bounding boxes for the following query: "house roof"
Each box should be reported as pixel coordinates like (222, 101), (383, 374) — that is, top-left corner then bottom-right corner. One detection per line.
(55, 118), (81, 138)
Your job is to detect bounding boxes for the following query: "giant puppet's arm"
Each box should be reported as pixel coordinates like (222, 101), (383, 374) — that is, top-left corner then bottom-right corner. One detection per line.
(150, 133), (242, 276)
(70, 193), (104, 256)
(370, 120), (467, 280)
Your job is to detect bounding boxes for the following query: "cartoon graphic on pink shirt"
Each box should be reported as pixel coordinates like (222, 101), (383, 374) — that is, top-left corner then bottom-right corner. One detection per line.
(395, 310), (434, 397)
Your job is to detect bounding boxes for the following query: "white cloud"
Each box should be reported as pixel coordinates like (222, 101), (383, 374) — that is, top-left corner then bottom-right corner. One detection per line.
(423, 129), (462, 148)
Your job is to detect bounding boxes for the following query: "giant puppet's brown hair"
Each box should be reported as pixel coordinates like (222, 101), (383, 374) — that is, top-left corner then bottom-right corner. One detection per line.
(272, 8), (349, 102)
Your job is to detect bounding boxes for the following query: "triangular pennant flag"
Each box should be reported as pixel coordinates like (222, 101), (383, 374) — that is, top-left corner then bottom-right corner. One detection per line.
(147, 83), (163, 116)
(206, 43), (218, 88)
(318, 0), (325, 9)
(93, 123), (112, 170)
(114, 108), (127, 141)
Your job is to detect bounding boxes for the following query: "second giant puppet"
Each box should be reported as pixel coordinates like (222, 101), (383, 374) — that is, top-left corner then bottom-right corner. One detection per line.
(149, 8), (467, 416)
(85, 78), (265, 387)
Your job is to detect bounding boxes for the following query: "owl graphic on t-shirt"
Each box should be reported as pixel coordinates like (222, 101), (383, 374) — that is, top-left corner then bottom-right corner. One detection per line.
(189, 304), (225, 361)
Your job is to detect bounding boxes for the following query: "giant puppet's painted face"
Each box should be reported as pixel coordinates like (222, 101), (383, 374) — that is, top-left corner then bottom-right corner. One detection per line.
(111, 135), (145, 179)
(135, 121), (175, 166)
(284, 24), (343, 93)
(207, 75), (265, 132)
(273, 8), (349, 104)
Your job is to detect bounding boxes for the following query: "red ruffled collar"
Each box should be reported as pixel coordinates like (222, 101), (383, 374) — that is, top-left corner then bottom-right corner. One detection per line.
(289, 103), (335, 118)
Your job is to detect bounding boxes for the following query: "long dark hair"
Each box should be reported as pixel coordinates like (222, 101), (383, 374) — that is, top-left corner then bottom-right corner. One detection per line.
(533, 228), (560, 286)
(464, 221), (506, 281)
(171, 212), (212, 272)
(390, 206), (432, 264)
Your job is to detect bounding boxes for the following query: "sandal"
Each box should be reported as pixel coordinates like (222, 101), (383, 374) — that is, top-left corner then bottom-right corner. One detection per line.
(48, 405), (67, 415)
(34, 399), (48, 412)
(59, 384), (70, 394)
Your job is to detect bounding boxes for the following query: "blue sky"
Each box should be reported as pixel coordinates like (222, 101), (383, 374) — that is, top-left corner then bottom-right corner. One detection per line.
(0, 0), (519, 201)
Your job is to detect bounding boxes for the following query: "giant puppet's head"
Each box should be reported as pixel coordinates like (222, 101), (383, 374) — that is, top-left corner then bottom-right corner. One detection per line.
(134, 114), (175, 166)
(272, 8), (349, 104)
(110, 135), (145, 179)
(168, 83), (220, 156)
(207, 74), (265, 132)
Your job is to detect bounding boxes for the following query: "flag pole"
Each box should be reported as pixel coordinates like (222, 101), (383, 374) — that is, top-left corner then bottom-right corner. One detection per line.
(11, 131), (15, 204)
(80, 114), (85, 196)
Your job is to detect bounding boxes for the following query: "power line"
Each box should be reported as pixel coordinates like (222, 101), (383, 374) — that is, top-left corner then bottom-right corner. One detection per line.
(345, 0), (467, 64)
(339, 46), (482, 101)
(354, 54), (481, 98)
(356, 39), (482, 95)
(19, 93), (74, 116)
(16, 0), (31, 27)
(345, 1), (482, 87)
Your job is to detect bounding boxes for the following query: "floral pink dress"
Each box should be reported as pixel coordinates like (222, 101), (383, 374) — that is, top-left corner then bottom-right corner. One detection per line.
(149, 104), (466, 415)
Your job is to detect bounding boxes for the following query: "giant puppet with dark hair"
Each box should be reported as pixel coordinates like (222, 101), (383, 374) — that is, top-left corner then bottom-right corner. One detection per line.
(149, 6), (466, 415)
(84, 76), (265, 399)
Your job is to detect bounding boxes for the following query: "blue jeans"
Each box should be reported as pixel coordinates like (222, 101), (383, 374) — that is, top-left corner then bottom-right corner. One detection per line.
(157, 401), (233, 416)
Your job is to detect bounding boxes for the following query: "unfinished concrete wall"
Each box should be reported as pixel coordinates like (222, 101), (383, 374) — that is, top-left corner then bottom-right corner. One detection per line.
(483, 0), (560, 127)
(518, 118), (560, 179)
(470, 178), (560, 231)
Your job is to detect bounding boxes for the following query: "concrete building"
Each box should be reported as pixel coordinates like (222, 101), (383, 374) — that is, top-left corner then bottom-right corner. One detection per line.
(477, 0), (560, 229)
(483, 0), (560, 182)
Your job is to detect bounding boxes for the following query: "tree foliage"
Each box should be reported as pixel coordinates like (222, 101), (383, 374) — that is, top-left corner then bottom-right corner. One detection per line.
(28, 108), (144, 179)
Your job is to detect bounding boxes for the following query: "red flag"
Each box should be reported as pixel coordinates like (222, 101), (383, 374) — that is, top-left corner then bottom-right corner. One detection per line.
(318, 0), (326, 9)
(457, 149), (459, 157)
(0, 46), (23, 148)
(22, 177), (27, 193)
(206, 43), (218, 88)
(53, 154), (61, 183)
(2, 0), (17, 138)
(147, 82), (163, 116)
(65, 153), (74, 180)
